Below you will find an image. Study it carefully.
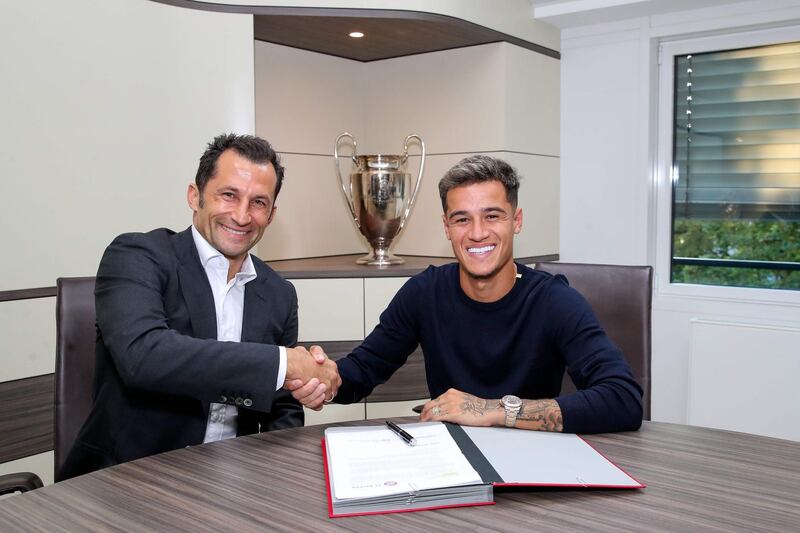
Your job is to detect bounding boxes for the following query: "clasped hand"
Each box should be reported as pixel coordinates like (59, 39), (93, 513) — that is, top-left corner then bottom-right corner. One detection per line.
(283, 345), (340, 410)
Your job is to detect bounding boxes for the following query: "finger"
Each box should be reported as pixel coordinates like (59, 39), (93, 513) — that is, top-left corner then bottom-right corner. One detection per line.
(306, 395), (325, 410)
(328, 365), (342, 396)
(419, 399), (436, 420)
(419, 389), (452, 421)
(320, 360), (340, 393)
(298, 383), (327, 405)
(284, 378), (305, 391)
(310, 345), (328, 364)
(421, 407), (445, 421)
(288, 378), (321, 400)
(297, 345), (311, 354)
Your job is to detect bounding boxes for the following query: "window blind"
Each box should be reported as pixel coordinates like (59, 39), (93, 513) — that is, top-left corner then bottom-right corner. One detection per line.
(673, 41), (800, 219)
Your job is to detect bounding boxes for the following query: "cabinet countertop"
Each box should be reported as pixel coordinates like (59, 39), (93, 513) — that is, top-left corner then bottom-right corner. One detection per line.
(264, 253), (559, 279)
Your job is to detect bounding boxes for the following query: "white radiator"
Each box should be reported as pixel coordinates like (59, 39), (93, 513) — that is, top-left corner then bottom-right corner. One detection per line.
(687, 319), (800, 442)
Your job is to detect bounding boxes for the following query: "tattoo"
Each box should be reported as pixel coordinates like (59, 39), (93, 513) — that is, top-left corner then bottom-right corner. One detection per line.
(460, 394), (501, 417)
(518, 399), (563, 432)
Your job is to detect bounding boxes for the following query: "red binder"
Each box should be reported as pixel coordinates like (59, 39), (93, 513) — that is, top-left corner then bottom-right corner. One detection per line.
(322, 422), (643, 518)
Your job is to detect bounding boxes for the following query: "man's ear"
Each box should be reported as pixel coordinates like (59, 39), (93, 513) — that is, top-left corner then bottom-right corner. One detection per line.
(187, 183), (200, 212)
(513, 207), (523, 235)
(267, 205), (277, 225)
(442, 213), (451, 241)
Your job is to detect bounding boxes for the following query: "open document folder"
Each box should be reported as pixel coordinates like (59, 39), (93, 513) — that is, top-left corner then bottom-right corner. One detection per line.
(322, 422), (643, 518)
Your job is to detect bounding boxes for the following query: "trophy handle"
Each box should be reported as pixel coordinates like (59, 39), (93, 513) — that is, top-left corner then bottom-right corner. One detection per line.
(398, 134), (425, 232)
(334, 132), (360, 229)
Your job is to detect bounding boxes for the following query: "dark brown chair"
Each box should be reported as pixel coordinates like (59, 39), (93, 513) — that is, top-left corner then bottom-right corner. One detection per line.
(54, 276), (97, 480)
(534, 262), (653, 420)
(0, 277), (97, 494)
(0, 472), (44, 496)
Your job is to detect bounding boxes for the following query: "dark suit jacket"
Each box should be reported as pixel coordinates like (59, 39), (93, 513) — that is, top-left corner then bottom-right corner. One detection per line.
(59, 227), (302, 480)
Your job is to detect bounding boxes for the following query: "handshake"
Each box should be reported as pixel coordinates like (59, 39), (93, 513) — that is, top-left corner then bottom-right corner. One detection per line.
(283, 346), (341, 410)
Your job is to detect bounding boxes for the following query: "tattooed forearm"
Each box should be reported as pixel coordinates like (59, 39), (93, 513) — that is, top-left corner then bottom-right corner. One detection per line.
(517, 399), (563, 432)
(460, 394), (502, 417)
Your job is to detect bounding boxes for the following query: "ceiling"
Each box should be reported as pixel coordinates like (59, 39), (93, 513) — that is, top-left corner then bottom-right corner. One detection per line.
(151, 2), (559, 62)
(253, 11), (559, 62)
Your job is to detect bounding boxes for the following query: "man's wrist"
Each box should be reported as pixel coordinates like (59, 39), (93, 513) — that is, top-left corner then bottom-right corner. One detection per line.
(275, 346), (287, 391)
(488, 399), (504, 427)
(284, 347), (304, 381)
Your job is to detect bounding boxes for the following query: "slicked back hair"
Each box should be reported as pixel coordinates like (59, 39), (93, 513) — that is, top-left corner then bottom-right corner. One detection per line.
(438, 155), (520, 212)
(195, 133), (285, 205)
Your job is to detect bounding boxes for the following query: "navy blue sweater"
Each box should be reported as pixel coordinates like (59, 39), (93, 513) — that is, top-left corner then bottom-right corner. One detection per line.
(336, 263), (643, 433)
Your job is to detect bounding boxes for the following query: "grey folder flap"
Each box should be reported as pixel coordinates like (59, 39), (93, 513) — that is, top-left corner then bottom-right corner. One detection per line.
(460, 426), (642, 487)
(444, 423), (502, 483)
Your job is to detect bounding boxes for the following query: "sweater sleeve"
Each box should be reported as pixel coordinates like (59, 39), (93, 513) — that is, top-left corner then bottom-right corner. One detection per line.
(335, 277), (422, 403)
(547, 276), (643, 433)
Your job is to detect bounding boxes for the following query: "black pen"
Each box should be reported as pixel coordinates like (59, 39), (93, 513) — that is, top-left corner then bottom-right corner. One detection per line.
(385, 420), (417, 446)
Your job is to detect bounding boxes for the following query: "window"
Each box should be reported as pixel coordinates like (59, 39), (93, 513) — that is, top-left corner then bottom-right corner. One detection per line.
(669, 40), (800, 290)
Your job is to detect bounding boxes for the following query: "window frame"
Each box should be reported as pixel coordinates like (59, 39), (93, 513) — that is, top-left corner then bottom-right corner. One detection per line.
(654, 25), (800, 306)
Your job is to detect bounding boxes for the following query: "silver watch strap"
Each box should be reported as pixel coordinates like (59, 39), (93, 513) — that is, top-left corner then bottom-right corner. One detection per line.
(504, 407), (519, 427)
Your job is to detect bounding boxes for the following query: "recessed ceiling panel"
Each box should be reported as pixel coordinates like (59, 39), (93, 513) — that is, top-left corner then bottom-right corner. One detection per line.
(254, 14), (505, 62)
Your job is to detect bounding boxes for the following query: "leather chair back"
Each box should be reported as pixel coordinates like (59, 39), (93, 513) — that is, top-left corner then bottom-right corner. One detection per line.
(55, 277), (97, 476)
(534, 262), (653, 420)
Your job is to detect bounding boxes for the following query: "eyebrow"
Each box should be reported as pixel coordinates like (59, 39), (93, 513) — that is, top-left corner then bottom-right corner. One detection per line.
(217, 186), (273, 203)
(447, 206), (506, 219)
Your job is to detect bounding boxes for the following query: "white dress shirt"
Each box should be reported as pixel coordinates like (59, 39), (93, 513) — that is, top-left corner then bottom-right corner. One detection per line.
(190, 226), (287, 443)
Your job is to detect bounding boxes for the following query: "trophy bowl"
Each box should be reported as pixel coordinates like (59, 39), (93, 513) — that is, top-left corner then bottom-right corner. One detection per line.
(334, 133), (425, 266)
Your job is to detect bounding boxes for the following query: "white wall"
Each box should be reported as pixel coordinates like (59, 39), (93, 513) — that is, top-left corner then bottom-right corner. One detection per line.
(0, 0), (256, 481)
(559, 0), (800, 433)
(560, 25), (651, 265)
(255, 41), (560, 260)
(0, 0), (255, 291)
(687, 320), (800, 441)
(253, 41), (367, 259)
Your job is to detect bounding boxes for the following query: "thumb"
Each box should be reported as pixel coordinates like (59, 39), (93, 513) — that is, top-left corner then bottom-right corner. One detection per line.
(310, 345), (327, 364)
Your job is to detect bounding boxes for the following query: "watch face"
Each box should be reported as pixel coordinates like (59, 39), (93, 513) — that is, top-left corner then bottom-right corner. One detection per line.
(502, 395), (522, 409)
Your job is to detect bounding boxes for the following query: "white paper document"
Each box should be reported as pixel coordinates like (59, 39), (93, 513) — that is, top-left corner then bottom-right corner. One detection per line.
(326, 422), (483, 500)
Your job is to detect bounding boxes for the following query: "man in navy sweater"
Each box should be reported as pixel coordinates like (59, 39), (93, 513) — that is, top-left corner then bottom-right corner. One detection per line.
(290, 155), (642, 433)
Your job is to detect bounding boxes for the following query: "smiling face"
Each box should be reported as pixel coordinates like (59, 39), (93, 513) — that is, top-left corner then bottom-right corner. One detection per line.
(443, 180), (522, 295)
(188, 149), (277, 271)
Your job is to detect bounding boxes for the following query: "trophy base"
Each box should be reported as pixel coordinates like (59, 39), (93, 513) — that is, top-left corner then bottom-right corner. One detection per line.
(356, 250), (405, 266)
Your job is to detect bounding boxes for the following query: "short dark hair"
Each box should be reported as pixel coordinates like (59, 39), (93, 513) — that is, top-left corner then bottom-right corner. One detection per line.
(195, 133), (285, 203)
(438, 155), (520, 212)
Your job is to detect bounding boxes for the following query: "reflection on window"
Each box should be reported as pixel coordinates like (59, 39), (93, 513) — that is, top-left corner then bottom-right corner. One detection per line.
(671, 41), (800, 290)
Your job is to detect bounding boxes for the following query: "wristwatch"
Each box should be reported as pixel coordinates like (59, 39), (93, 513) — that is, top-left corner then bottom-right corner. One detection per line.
(501, 395), (522, 428)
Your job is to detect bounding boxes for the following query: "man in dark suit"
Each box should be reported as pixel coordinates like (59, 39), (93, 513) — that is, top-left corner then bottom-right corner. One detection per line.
(60, 134), (339, 480)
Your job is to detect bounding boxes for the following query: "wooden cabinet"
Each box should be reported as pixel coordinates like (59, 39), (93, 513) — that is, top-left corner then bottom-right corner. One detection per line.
(293, 278), (364, 342)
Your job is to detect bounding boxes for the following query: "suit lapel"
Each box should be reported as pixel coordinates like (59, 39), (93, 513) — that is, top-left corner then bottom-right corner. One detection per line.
(173, 227), (217, 340)
(241, 261), (269, 343)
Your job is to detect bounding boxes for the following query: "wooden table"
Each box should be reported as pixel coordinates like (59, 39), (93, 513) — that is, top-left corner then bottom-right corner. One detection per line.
(1, 420), (798, 532)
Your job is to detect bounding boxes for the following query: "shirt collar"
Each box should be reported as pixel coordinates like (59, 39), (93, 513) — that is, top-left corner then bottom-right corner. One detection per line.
(190, 225), (257, 280)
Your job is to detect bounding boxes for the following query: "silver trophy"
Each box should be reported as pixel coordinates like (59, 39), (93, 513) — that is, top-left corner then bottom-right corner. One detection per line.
(334, 132), (425, 266)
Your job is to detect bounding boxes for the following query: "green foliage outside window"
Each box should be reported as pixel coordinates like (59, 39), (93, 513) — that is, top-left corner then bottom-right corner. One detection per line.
(672, 219), (800, 290)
